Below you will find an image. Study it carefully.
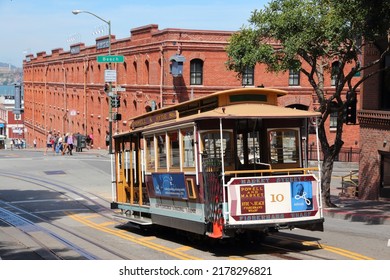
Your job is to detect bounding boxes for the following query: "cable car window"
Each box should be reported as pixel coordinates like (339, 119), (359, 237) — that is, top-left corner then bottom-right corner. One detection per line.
(168, 131), (180, 168)
(201, 131), (233, 167)
(157, 133), (167, 169)
(145, 136), (155, 170)
(269, 129), (299, 164)
(182, 128), (195, 168)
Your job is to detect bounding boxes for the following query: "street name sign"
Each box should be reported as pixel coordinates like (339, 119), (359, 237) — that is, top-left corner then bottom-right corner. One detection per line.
(97, 55), (125, 63)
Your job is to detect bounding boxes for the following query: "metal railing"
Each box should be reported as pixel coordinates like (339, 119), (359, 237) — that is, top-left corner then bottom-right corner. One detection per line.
(308, 146), (360, 162)
(340, 169), (359, 197)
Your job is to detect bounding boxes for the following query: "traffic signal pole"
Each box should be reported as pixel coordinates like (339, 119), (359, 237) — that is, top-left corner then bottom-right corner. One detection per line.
(108, 21), (113, 155)
(72, 10), (113, 154)
(72, 9), (116, 202)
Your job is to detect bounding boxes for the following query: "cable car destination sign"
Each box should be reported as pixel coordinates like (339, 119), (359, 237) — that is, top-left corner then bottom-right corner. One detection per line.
(131, 110), (177, 129)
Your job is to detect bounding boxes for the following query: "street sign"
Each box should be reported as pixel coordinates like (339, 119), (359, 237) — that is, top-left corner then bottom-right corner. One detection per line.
(112, 87), (126, 92)
(97, 55), (124, 63)
(104, 70), (117, 82)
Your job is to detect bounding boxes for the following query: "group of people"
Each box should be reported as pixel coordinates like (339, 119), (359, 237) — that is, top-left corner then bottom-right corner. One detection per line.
(45, 131), (75, 156)
(10, 138), (26, 150)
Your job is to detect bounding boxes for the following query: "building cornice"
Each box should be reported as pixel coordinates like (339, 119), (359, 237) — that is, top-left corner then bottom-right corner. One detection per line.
(358, 109), (390, 129)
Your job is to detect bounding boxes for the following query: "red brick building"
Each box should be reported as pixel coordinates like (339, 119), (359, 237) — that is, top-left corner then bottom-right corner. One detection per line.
(23, 24), (360, 155)
(0, 96), (25, 144)
(358, 39), (390, 200)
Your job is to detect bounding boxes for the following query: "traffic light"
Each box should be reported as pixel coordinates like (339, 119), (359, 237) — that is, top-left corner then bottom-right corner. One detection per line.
(345, 100), (356, 124)
(343, 92), (357, 124)
(104, 83), (110, 94)
(113, 113), (122, 121)
(111, 95), (121, 108)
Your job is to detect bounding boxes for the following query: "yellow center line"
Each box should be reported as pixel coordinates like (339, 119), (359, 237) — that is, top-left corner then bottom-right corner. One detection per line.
(175, 246), (192, 252)
(302, 241), (374, 260)
(229, 256), (247, 260)
(272, 235), (374, 260)
(83, 214), (100, 219)
(138, 236), (157, 241)
(98, 221), (116, 227)
(66, 212), (202, 260)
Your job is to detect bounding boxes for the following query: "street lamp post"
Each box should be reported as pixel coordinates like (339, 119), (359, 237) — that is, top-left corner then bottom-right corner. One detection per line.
(72, 9), (113, 154)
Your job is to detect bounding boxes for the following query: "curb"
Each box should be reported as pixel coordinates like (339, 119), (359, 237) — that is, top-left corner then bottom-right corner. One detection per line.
(323, 208), (390, 225)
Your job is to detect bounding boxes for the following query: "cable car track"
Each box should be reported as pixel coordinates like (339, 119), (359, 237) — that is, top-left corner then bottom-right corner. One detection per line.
(0, 170), (111, 215)
(0, 171), (203, 260)
(0, 171), (133, 259)
(0, 203), (93, 260)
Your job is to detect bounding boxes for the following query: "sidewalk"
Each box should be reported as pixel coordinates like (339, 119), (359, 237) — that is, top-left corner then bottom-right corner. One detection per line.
(323, 162), (390, 225)
(324, 195), (390, 225)
(22, 146), (111, 157)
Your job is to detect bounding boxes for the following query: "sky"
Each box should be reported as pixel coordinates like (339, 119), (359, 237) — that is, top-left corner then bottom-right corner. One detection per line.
(0, 0), (269, 68)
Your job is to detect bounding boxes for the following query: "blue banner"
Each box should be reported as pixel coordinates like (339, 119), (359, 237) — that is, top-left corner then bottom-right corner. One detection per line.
(152, 173), (188, 199)
(291, 181), (313, 211)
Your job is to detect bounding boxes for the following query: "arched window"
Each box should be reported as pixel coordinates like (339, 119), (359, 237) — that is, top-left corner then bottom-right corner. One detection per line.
(145, 60), (150, 85)
(190, 59), (203, 85)
(133, 61), (138, 84)
(158, 58), (162, 85)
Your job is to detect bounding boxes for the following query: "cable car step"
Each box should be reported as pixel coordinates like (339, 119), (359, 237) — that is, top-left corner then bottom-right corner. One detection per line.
(113, 214), (153, 225)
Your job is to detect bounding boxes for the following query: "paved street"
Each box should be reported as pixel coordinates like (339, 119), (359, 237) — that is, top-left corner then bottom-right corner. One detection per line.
(1, 148), (389, 261)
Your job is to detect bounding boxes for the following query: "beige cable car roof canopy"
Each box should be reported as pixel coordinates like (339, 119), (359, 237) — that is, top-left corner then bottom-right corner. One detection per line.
(116, 87), (320, 136)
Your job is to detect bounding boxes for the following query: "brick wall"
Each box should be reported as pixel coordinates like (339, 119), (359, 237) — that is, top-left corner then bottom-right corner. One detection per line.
(357, 39), (390, 200)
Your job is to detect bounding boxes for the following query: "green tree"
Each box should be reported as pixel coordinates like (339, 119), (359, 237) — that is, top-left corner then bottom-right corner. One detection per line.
(226, 0), (390, 207)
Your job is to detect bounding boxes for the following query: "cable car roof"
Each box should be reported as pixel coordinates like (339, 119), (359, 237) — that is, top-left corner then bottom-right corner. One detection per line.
(114, 102), (320, 137)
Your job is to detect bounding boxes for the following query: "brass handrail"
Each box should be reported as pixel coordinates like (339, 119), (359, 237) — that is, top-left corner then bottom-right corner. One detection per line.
(225, 167), (319, 177)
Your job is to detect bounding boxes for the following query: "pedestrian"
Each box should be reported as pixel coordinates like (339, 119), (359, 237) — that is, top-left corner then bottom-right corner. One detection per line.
(33, 138), (37, 149)
(55, 133), (62, 155)
(53, 132), (60, 153)
(89, 133), (94, 149)
(62, 133), (68, 155)
(66, 133), (74, 155)
(59, 134), (65, 155)
(105, 131), (110, 151)
(86, 134), (91, 150)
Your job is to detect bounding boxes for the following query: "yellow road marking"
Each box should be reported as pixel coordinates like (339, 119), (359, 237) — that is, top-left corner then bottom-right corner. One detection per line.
(83, 214), (100, 219)
(66, 212), (202, 260)
(138, 236), (157, 241)
(175, 246), (192, 252)
(229, 256), (247, 260)
(272, 235), (374, 260)
(68, 213), (370, 260)
(98, 221), (116, 227)
(302, 241), (374, 260)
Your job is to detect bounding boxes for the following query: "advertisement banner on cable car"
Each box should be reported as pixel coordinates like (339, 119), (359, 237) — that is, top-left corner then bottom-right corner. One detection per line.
(152, 173), (188, 199)
(227, 175), (320, 225)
